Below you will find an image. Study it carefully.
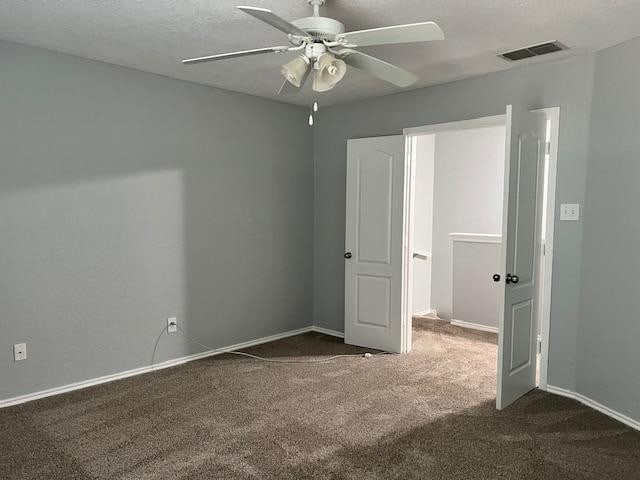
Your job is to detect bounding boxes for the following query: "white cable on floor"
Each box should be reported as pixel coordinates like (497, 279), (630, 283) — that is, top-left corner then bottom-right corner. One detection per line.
(174, 325), (387, 364)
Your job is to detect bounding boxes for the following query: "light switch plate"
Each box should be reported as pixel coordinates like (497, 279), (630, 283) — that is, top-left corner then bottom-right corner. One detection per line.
(560, 203), (580, 221)
(14, 343), (27, 362)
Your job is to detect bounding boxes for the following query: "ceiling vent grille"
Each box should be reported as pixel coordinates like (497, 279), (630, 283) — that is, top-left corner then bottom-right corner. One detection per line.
(499, 41), (567, 62)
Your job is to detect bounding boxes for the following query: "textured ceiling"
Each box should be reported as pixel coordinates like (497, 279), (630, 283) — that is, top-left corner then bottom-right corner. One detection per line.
(1, 0), (639, 106)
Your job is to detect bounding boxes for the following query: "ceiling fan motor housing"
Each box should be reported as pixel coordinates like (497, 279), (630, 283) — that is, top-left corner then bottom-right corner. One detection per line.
(292, 16), (345, 41)
(305, 42), (327, 61)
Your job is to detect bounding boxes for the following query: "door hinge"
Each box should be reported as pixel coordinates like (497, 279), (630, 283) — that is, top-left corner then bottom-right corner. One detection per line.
(545, 141), (551, 155)
(537, 335), (542, 354)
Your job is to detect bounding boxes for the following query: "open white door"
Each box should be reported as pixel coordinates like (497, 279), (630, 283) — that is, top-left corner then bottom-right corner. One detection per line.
(344, 135), (406, 353)
(496, 106), (547, 409)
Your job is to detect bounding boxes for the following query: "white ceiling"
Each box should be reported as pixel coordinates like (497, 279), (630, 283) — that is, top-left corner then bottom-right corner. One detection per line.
(1, 0), (639, 106)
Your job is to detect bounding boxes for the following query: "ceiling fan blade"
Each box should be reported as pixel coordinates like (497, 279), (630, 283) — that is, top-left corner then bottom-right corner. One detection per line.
(336, 21), (444, 47)
(182, 46), (289, 65)
(238, 6), (309, 37)
(278, 67), (311, 95)
(338, 49), (418, 87)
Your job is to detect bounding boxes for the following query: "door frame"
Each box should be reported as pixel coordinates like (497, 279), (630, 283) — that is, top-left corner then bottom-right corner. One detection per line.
(400, 108), (559, 390)
(533, 106), (560, 391)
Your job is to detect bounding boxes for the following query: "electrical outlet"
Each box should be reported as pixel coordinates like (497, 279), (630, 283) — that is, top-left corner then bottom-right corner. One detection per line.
(167, 317), (177, 334)
(14, 343), (27, 362)
(560, 203), (580, 221)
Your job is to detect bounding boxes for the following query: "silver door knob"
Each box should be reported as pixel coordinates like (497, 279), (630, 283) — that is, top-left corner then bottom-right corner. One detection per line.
(506, 273), (519, 284)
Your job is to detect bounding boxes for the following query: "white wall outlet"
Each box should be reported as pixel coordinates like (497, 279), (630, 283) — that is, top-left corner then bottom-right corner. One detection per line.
(14, 343), (27, 362)
(167, 317), (177, 334)
(560, 203), (580, 221)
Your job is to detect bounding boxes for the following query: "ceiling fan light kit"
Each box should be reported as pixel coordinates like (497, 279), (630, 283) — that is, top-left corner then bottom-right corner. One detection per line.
(182, 0), (445, 98)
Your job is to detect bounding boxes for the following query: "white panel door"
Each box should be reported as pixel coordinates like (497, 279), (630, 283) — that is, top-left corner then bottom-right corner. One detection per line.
(345, 135), (406, 353)
(496, 106), (547, 409)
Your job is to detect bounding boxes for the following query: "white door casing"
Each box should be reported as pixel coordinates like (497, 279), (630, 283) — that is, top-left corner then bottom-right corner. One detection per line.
(344, 135), (406, 353)
(496, 106), (547, 410)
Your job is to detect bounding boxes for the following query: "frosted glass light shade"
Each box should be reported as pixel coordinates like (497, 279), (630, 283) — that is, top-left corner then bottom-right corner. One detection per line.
(281, 56), (309, 87)
(312, 54), (346, 92)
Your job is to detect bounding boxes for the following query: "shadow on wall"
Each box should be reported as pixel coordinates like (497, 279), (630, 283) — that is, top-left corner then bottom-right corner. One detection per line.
(0, 40), (313, 400)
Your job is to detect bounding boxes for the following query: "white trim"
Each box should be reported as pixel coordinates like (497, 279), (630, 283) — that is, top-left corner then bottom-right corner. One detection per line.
(450, 319), (499, 334)
(404, 114), (506, 136)
(311, 326), (345, 338)
(546, 385), (640, 432)
(400, 134), (417, 354)
(449, 233), (502, 244)
(532, 107), (560, 391)
(414, 309), (436, 317)
(0, 326), (313, 408)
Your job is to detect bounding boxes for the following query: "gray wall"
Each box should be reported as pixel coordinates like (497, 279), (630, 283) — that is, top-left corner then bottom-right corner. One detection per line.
(0, 41), (313, 400)
(451, 240), (502, 330)
(313, 54), (595, 391)
(6, 35), (638, 419)
(577, 37), (640, 421)
(431, 126), (506, 319)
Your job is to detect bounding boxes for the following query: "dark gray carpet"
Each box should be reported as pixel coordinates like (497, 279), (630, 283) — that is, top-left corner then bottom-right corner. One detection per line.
(1, 318), (639, 479)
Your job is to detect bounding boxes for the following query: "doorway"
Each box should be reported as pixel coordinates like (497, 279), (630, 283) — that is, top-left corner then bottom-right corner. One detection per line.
(408, 118), (507, 335)
(343, 106), (560, 409)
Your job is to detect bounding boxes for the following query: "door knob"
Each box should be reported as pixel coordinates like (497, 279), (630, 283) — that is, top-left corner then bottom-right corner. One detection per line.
(492, 274), (501, 282)
(344, 252), (352, 259)
(506, 273), (519, 284)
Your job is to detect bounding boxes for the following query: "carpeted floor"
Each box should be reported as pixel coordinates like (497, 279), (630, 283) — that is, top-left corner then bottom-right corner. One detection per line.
(1, 318), (639, 479)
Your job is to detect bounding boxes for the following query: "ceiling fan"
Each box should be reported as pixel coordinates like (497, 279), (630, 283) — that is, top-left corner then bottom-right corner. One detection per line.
(182, 0), (444, 95)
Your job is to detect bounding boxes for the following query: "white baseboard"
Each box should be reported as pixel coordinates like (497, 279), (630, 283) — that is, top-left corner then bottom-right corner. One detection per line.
(0, 326), (314, 409)
(311, 326), (345, 338)
(413, 309), (436, 317)
(450, 319), (498, 334)
(546, 385), (640, 432)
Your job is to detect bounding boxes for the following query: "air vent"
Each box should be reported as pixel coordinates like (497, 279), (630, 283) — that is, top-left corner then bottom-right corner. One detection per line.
(499, 41), (567, 62)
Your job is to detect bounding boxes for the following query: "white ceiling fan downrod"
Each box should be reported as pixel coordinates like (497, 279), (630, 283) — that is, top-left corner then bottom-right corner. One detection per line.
(310, 0), (324, 17)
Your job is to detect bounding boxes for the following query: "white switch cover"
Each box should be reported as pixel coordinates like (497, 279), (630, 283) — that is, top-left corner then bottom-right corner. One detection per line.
(14, 343), (27, 362)
(560, 203), (580, 221)
(167, 317), (177, 334)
